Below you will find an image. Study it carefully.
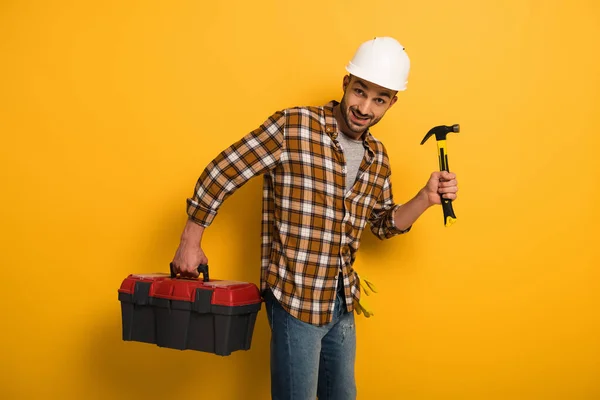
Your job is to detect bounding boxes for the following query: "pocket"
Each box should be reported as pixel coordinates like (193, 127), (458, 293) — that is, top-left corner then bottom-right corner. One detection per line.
(333, 291), (344, 319)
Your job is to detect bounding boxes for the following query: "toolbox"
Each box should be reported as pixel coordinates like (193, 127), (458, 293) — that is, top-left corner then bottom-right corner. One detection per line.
(117, 264), (262, 356)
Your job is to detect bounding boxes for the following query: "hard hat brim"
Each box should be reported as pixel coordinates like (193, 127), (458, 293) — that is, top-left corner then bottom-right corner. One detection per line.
(345, 63), (407, 92)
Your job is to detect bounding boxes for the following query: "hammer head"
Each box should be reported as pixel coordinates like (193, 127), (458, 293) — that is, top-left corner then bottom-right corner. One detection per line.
(420, 124), (460, 145)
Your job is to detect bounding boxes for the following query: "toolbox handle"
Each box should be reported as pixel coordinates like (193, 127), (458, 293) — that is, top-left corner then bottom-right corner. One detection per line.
(169, 262), (210, 282)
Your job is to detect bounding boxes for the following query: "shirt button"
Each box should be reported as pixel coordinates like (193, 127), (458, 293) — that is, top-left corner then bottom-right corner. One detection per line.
(342, 167), (347, 173)
(326, 127), (332, 132)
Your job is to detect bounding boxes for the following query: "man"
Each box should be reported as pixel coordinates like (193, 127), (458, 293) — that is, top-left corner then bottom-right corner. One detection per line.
(171, 37), (458, 399)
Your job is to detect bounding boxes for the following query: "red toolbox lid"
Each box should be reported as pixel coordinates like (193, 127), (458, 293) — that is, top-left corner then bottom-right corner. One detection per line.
(150, 278), (261, 307)
(118, 273), (171, 295)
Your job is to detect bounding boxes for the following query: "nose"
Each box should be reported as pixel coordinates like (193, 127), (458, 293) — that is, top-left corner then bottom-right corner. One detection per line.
(355, 99), (371, 117)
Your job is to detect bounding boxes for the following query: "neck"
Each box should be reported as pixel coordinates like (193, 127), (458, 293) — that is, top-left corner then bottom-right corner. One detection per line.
(332, 104), (364, 141)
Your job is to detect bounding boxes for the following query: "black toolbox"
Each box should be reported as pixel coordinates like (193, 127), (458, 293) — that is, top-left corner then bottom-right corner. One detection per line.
(118, 264), (262, 356)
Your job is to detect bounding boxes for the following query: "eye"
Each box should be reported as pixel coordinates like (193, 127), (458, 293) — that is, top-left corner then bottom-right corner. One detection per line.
(375, 98), (386, 105)
(354, 88), (365, 96)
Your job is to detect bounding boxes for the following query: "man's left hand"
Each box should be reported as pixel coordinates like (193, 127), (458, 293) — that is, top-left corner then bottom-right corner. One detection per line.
(422, 171), (459, 207)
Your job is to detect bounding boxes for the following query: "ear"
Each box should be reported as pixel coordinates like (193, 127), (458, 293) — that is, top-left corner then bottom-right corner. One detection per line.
(343, 75), (351, 91)
(389, 95), (398, 108)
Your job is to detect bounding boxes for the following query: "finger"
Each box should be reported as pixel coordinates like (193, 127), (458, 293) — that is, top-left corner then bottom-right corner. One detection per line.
(438, 186), (458, 193)
(430, 171), (443, 181)
(442, 193), (457, 200)
(439, 179), (457, 187)
(441, 171), (456, 180)
(181, 265), (199, 278)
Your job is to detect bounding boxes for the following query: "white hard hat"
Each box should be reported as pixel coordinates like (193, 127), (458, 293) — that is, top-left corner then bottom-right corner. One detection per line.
(345, 37), (410, 91)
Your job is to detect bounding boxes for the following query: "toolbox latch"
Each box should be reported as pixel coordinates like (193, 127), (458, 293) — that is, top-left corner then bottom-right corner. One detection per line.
(133, 281), (151, 305)
(193, 288), (213, 313)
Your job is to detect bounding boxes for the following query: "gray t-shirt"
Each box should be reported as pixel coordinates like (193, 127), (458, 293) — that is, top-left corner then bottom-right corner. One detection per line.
(336, 132), (366, 193)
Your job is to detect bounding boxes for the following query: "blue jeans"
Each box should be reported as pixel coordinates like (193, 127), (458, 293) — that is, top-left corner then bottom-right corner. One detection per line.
(264, 285), (357, 400)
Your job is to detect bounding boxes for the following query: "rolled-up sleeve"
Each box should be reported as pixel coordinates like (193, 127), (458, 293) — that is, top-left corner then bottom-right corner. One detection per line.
(368, 172), (411, 239)
(186, 111), (286, 226)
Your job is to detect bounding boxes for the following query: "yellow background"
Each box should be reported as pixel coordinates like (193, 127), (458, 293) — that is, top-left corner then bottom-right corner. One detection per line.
(1, 1), (599, 399)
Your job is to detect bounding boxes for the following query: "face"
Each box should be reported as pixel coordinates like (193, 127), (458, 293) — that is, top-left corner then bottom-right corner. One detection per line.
(339, 75), (398, 136)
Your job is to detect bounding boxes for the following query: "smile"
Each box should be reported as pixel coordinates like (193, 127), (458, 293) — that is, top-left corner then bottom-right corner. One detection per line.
(351, 109), (370, 123)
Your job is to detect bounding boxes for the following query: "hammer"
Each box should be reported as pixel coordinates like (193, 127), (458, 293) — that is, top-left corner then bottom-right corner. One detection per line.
(420, 124), (460, 227)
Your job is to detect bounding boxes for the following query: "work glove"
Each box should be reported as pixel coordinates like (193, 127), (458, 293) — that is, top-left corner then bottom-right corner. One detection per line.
(354, 276), (378, 318)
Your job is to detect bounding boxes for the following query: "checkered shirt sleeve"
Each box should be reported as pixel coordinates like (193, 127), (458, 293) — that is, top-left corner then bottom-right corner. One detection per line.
(186, 111), (286, 226)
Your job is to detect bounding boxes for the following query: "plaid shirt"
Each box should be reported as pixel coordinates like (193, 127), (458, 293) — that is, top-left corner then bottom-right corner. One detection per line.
(187, 100), (410, 326)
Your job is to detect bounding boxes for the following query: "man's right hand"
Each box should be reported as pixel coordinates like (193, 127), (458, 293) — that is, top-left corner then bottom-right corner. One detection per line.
(171, 244), (208, 278)
(171, 219), (207, 278)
